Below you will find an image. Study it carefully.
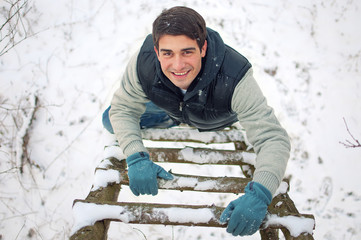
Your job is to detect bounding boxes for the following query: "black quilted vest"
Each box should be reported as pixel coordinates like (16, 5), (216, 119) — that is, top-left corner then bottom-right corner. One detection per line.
(137, 28), (251, 131)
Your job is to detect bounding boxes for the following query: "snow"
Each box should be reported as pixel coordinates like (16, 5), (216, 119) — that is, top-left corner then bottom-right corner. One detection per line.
(72, 202), (134, 234)
(273, 181), (289, 197)
(160, 175), (220, 191)
(103, 145), (125, 160)
(194, 180), (218, 191)
(178, 147), (256, 164)
(1, 0), (361, 239)
(172, 176), (198, 188)
(97, 158), (112, 168)
(91, 169), (121, 191)
(265, 214), (315, 237)
(154, 208), (216, 224)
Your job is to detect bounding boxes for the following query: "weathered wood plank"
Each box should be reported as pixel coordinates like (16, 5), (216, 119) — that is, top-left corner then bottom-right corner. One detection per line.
(148, 147), (255, 165)
(106, 170), (251, 194)
(72, 199), (315, 234)
(73, 200), (225, 227)
(157, 174), (250, 193)
(141, 128), (249, 149)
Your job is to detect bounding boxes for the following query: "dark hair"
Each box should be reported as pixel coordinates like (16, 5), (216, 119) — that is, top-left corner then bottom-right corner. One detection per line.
(152, 6), (207, 51)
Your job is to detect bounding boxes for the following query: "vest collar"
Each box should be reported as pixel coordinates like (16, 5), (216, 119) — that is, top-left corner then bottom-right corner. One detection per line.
(183, 28), (226, 101)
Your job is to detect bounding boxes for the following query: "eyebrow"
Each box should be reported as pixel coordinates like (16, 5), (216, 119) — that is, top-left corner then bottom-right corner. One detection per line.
(159, 47), (197, 52)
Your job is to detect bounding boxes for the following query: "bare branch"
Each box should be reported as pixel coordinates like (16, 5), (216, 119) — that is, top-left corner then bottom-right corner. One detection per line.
(0, 0), (33, 56)
(0, 1), (27, 31)
(339, 118), (361, 148)
(19, 95), (41, 173)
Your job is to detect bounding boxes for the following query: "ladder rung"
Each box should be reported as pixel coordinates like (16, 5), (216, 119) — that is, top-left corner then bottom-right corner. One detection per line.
(72, 200), (224, 227)
(157, 174), (250, 193)
(105, 170), (251, 193)
(148, 147), (255, 165)
(141, 128), (246, 144)
(73, 200), (315, 230)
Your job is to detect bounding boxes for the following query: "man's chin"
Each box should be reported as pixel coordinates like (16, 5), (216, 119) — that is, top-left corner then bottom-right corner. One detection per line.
(170, 80), (190, 90)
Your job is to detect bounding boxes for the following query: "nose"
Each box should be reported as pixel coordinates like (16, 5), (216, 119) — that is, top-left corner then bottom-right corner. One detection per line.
(172, 55), (185, 71)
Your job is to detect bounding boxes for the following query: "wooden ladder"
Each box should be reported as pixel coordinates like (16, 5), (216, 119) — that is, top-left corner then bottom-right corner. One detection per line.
(70, 127), (315, 240)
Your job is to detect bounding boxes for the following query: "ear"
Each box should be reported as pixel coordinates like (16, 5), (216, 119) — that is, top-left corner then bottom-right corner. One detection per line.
(154, 46), (160, 60)
(201, 40), (207, 57)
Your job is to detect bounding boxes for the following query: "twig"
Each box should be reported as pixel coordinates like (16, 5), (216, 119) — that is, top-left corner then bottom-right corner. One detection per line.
(18, 95), (41, 173)
(0, 0), (35, 56)
(339, 118), (361, 148)
(14, 222), (26, 240)
(0, 166), (18, 174)
(132, 228), (147, 240)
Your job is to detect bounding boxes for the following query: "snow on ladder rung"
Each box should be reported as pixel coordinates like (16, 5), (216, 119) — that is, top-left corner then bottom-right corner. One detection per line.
(113, 171), (251, 193)
(141, 128), (246, 144)
(157, 174), (250, 193)
(72, 200), (315, 235)
(72, 200), (225, 228)
(148, 147), (256, 166)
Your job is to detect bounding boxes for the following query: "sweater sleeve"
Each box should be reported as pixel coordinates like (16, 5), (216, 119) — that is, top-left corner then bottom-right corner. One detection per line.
(231, 68), (290, 195)
(109, 50), (149, 156)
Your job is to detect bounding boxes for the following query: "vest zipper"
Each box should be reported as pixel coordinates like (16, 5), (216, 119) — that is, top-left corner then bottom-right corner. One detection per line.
(179, 102), (184, 111)
(179, 101), (191, 125)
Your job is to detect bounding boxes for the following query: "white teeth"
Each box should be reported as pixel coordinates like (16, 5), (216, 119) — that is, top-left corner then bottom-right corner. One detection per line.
(173, 71), (187, 76)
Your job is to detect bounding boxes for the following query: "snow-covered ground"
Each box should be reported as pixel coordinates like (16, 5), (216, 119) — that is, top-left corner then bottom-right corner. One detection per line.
(1, 0), (360, 239)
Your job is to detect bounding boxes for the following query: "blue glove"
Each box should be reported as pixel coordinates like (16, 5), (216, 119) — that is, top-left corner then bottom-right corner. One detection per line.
(220, 181), (272, 236)
(126, 152), (173, 196)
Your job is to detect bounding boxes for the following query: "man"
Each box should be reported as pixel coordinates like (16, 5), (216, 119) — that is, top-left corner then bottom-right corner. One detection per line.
(103, 6), (290, 237)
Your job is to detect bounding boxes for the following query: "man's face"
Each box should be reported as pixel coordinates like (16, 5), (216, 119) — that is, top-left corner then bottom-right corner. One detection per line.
(154, 35), (207, 90)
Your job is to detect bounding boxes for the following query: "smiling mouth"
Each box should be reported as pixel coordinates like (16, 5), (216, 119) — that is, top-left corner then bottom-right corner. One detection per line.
(172, 70), (190, 76)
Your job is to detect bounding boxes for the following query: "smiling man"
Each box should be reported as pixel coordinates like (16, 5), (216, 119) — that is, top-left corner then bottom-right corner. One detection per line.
(103, 6), (290, 237)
